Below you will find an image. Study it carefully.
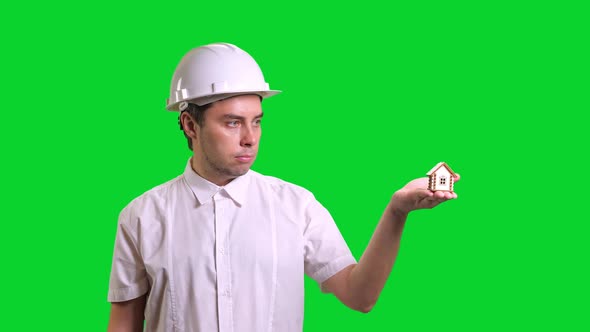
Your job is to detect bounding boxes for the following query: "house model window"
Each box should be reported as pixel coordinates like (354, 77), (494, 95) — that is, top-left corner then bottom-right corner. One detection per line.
(427, 162), (457, 192)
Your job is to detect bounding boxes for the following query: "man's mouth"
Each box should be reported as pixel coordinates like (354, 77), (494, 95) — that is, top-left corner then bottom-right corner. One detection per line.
(235, 155), (254, 163)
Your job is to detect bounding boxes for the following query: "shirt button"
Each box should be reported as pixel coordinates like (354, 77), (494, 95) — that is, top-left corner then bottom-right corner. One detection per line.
(224, 290), (231, 297)
(219, 248), (225, 255)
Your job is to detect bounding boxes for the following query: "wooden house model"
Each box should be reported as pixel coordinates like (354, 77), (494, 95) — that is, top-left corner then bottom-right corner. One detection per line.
(427, 162), (457, 192)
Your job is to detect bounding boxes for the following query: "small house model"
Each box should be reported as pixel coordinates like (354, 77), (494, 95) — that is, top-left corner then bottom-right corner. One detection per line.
(427, 162), (457, 192)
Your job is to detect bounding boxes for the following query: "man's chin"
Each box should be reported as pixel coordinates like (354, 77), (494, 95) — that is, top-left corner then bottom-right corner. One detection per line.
(226, 165), (251, 178)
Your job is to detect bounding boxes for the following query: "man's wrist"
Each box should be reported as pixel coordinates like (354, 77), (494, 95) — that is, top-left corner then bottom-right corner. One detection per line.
(390, 208), (408, 224)
(389, 191), (410, 218)
(386, 200), (409, 224)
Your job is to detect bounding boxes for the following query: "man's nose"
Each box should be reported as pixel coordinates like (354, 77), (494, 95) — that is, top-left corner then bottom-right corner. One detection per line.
(240, 126), (257, 147)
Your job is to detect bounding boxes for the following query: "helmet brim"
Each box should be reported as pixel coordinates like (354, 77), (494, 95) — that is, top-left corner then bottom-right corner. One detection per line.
(166, 90), (281, 111)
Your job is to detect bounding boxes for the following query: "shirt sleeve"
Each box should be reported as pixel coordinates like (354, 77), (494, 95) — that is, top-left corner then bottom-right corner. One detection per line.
(303, 197), (357, 287)
(107, 207), (149, 302)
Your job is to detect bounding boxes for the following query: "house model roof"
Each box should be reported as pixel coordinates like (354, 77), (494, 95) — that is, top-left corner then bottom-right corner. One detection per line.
(426, 162), (457, 176)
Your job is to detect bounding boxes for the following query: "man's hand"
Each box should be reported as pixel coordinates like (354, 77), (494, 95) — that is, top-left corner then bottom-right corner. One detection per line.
(388, 174), (460, 217)
(324, 173), (461, 312)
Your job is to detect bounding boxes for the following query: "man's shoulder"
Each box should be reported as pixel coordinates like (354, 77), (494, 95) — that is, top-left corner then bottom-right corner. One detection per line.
(118, 175), (185, 219)
(249, 170), (315, 201)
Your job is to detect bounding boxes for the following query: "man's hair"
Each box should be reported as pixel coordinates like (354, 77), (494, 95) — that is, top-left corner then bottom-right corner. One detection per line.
(178, 102), (214, 151)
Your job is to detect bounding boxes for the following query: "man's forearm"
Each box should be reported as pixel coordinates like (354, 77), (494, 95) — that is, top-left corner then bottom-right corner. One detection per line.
(107, 296), (146, 332)
(347, 207), (408, 311)
(335, 175), (458, 312)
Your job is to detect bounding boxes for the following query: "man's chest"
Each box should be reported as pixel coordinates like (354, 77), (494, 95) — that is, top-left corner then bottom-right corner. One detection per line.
(139, 198), (305, 286)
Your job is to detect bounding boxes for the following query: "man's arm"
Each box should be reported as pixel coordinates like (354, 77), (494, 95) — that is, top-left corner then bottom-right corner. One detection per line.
(107, 294), (146, 332)
(322, 175), (460, 313)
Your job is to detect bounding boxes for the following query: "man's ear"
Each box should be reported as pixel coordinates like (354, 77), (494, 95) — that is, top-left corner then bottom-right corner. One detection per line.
(181, 112), (199, 140)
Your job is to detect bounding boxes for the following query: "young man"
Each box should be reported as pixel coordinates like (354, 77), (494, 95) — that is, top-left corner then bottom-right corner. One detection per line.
(107, 43), (459, 332)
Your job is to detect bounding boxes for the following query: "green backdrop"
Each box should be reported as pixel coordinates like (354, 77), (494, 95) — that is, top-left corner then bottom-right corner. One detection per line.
(1, 0), (588, 330)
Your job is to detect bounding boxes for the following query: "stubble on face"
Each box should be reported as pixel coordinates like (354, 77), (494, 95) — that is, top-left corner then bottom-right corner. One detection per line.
(200, 136), (251, 179)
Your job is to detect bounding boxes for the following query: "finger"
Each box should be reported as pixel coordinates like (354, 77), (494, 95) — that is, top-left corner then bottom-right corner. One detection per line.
(454, 173), (461, 182)
(433, 191), (445, 199)
(415, 188), (434, 199)
(443, 192), (454, 200)
(420, 196), (440, 209)
(433, 191), (452, 202)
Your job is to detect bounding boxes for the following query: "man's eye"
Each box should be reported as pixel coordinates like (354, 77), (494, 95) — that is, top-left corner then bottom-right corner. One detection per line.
(228, 121), (239, 127)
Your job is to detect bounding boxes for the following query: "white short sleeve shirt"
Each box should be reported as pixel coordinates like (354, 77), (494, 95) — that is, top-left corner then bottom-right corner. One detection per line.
(108, 161), (357, 332)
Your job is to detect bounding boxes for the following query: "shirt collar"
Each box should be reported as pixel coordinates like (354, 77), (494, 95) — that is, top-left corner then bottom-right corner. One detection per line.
(182, 159), (250, 206)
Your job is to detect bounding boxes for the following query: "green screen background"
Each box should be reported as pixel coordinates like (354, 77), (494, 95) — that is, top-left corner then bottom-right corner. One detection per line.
(1, 0), (588, 330)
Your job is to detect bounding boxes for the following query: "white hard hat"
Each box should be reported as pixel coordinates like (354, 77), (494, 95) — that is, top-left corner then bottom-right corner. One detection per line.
(166, 43), (281, 111)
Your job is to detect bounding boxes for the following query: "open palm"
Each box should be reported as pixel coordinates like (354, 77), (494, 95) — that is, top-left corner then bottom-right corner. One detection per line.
(389, 174), (460, 216)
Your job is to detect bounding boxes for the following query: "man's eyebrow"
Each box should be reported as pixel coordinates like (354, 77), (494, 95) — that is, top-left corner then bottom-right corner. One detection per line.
(223, 112), (264, 120)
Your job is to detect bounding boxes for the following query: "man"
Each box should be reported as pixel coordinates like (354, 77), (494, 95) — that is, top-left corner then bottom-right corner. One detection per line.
(107, 43), (459, 332)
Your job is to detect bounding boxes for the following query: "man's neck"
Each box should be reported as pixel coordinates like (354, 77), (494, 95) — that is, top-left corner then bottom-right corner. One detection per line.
(190, 157), (235, 186)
